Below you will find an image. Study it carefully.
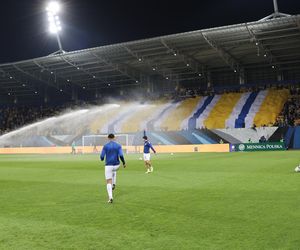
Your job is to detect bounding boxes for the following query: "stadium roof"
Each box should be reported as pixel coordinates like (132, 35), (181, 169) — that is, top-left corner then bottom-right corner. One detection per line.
(0, 14), (300, 97)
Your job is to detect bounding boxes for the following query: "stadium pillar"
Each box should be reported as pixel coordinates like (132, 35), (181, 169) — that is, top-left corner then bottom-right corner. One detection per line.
(273, 0), (279, 14)
(146, 77), (153, 93)
(207, 72), (212, 88)
(44, 87), (49, 104)
(72, 86), (78, 101)
(277, 71), (283, 81)
(239, 69), (245, 85)
(95, 89), (99, 98)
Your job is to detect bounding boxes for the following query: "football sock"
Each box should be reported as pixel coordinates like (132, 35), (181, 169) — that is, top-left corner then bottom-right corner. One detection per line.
(112, 172), (117, 185)
(106, 184), (113, 199)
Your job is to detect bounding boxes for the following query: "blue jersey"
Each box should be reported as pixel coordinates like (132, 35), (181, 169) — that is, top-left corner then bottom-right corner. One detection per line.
(144, 141), (156, 154)
(100, 141), (125, 166)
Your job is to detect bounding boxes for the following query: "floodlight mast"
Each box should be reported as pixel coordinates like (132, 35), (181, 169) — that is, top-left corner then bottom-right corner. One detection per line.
(273, 0), (279, 14)
(46, 1), (65, 54)
(55, 32), (63, 52)
(260, 0), (291, 21)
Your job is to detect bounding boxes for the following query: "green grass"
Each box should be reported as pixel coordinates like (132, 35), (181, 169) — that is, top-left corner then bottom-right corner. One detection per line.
(0, 151), (300, 250)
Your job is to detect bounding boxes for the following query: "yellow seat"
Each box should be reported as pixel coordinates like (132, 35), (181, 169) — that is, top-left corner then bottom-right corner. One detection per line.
(121, 101), (167, 133)
(253, 89), (289, 127)
(204, 93), (242, 129)
(89, 104), (125, 133)
(160, 97), (201, 131)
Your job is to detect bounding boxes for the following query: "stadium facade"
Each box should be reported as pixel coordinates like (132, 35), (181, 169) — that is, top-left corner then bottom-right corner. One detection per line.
(0, 15), (299, 104)
(0, 11), (299, 151)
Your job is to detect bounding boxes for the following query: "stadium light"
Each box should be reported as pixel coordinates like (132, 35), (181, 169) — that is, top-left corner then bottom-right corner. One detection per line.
(46, 1), (64, 54)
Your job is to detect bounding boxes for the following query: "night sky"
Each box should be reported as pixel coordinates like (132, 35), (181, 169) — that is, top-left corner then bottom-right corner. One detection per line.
(0, 0), (299, 64)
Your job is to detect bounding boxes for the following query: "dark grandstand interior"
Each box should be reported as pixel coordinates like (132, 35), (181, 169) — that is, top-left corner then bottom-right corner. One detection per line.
(0, 15), (300, 104)
(1, 14), (300, 136)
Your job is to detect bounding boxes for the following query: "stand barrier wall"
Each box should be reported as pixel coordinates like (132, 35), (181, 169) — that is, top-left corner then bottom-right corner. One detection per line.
(0, 144), (230, 154)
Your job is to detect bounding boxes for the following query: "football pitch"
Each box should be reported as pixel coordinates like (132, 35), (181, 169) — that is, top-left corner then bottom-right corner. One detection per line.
(0, 151), (299, 250)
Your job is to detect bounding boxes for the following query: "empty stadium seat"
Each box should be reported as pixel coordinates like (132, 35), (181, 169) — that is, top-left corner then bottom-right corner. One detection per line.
(204, 93), (242, 129)
(253, 89), (289, 127)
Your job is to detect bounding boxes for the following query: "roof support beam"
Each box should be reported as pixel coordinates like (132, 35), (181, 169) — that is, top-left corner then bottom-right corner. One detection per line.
(123, 46), (178, 80)
(87, 82), (141, 90)
(90, 52), (141, 84)
(202, 33), (241, 72)
(160, 39), (205, 76)
(33, 60), (81, 94)
(260, 0), (291, 21)
(245, 24), (279, 67)
(12, 64), (60, 91)
(0, 68), (35, 94)
(296, 16), (300, 31)
(59, 55), (107, 86)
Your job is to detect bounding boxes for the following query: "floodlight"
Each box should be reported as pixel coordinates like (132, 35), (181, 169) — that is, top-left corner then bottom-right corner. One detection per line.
(46, 2), (60, 14)
(46, 1), (64, 53)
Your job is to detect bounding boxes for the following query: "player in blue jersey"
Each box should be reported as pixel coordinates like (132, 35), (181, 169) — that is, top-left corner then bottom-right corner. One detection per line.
(143, 136), (156, 173)
(100, 134), (126, 203)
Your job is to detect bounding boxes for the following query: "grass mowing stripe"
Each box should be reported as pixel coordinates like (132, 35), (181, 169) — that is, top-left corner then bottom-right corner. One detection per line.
(0, 152), (299, 249)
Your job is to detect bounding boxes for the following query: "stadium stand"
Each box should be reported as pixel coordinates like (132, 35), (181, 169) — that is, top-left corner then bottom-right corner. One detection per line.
(280, 94), (300, 126)
(89, 105), (121, 134)
(196, 95), (220, 129)
(234, 92), (258, 128)
(187, 96), (214, 130)
(149, 102), (176, 131)
(0, 106), (62, 135)
(1, 85), (300, 150)
(0, 87), (297, 135)
(245, 90), (268, 128)
(159, 97), (201, 131)
(226, 92), (250, 128)
(204, 93), (242, 129)
(120, 101), (167, 133)
(253, 89), (290, 127)
(90, 103), (131, 134)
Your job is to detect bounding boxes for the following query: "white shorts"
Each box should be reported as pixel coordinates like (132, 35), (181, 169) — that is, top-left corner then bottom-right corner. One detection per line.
(105, 165), (120, 180)
(143, 153), (151, 161)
